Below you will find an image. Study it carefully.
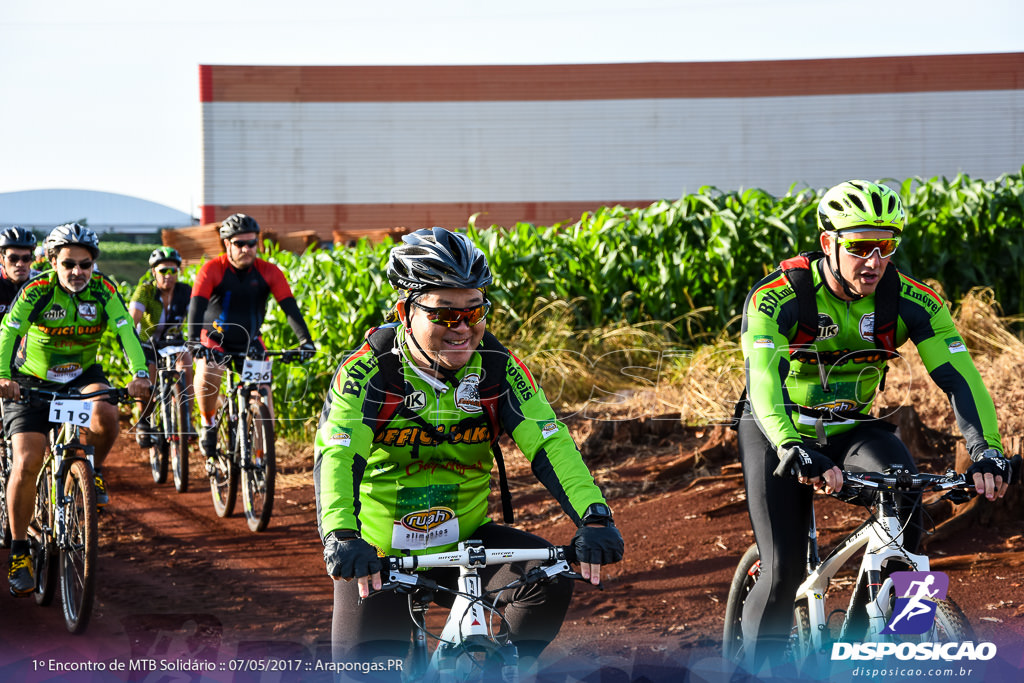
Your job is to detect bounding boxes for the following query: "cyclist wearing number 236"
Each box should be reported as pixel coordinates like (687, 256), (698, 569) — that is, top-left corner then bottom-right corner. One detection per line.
(0, 224), (152, 598)
(314, 228), (624, 671)
(737, 181), (1012, 668)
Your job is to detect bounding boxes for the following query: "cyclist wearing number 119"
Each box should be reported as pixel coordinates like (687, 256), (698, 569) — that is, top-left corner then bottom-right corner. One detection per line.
(315, 228), (624, 672)
(0, 224), (152, 597)
(737, 181), (1011, 669)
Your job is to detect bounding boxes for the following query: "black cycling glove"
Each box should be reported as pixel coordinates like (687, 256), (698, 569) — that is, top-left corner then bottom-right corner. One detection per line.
(965, 448), (1014, 484)
(298, 341), (317, 361)
(571, 525), (625, 566)
(774, 443), (834, 479)
(323, 531), (383, 580)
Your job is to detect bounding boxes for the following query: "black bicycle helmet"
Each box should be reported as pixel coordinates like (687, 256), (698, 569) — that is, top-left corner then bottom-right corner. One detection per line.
(218, 213), (261, 240)
(44, 223), (100, 259)
(149, 246), (182, 268)
(0, 226), (37, 250)
(386, 227), (492, 292)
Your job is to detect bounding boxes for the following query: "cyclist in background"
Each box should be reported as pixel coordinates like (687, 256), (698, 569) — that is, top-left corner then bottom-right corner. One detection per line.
(0, 223), (151, 597)
(0, 227), (40, 323)
(129, 246), (193, 447)
(186, 213), (315, 460)
(737, 180), (1011, 668)
(315, 227), (624, 671)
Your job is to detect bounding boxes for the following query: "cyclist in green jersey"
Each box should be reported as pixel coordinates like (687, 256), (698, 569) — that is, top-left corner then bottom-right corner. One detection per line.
(129, 246), (193, 447)
(315, 227), (624, 670)
(737, 181), (1012, 668)
(0, 224), (152, 597)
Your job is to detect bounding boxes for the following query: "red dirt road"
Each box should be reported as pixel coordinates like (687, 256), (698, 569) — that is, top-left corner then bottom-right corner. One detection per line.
(1, 420), (1023, 683)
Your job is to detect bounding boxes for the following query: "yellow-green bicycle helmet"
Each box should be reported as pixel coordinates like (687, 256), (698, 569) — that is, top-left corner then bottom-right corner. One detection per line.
(816, 180), (905, 235)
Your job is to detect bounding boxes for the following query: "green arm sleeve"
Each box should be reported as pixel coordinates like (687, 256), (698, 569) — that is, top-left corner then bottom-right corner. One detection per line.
(313, 358), (377, 539)
(916, 306), (1003, 457)
(101, 278), (148, 375)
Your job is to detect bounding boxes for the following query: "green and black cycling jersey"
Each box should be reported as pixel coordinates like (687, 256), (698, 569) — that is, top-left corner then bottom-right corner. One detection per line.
(741, 257), (1002, 458)
(0, 270), (148, 383)
(314, 326), (608, 556)
(129, 276), (191, 343)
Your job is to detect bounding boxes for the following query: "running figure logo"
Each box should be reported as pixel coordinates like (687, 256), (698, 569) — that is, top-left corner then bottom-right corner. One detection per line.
(881, 571), (949, 635)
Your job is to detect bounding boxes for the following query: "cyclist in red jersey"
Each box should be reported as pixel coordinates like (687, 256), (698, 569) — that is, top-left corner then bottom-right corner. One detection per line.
(186, 214), (316, 459)
(0, 227), (39, 323)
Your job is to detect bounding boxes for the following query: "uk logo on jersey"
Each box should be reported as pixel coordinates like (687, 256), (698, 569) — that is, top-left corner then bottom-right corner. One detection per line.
(881, 571), (949, 635)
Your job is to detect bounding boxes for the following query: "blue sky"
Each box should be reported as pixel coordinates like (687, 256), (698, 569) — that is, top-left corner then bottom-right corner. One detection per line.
(1, 0), (1021, 218)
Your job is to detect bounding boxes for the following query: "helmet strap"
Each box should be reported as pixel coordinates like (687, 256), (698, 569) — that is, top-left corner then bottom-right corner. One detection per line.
(824, 238), (863, 300)
(402, 292), (460, 385)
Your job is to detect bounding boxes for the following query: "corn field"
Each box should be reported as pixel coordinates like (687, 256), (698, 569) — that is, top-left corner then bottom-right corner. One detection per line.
(98, 168), (1024, 438)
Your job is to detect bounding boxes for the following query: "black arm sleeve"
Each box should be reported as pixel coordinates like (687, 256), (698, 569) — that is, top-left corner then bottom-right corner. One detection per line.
(187, 296), (209, 342)
(278, 296), (313, 345)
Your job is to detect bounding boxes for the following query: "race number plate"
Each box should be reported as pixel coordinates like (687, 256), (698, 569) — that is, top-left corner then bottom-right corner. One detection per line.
(242, 358), (273, 383)
(49, 399), (92, 428)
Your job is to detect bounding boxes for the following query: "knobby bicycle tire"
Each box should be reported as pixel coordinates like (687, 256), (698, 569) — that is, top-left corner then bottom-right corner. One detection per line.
(0, 440), (12, 548)
(59, 459), (98, 634)
(32, 461), (58, 607)
(241, 401), (275, 532)
(722, 543), (760, 663)
(169, 379), (190, 493)
(209, 408), (239, 517)
(148, 385), (170, 484)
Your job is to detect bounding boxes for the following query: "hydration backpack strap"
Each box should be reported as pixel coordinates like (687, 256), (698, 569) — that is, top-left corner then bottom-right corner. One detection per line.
(779, 253), (819, 351)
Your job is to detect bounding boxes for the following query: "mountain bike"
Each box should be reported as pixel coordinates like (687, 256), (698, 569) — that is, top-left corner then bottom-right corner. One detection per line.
(20, 385), (132, 634)
(204, 347), (306, 532)
(721, 460), (1020, 670)
(144, 340), (193, 492)
(371, 540), (586, 683)
(0, 403), (12, 548)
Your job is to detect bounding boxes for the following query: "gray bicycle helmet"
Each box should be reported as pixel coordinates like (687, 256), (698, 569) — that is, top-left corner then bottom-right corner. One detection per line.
(386, 227), (492, 291)
(44, 223), (100, 259)
(0, 226), (38, 250)
(149, 246), (182, 268)
(218, 213), (261, 240)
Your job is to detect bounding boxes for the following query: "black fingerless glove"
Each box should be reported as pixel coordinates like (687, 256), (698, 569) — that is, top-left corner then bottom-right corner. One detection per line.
(323, 530), (383, 579)
(773, 443), (834, 479)
(965, 448), (1013, 483)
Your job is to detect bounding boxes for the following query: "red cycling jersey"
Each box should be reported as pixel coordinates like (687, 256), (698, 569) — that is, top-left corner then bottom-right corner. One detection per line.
(187, 255), (312, 352)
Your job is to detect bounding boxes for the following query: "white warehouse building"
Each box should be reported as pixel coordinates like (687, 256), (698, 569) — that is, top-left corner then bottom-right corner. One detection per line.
(198, 53), (1024, 241)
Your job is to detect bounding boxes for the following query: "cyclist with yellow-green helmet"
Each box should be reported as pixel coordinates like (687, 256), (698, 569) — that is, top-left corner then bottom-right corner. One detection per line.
(736, 180), (1011, 668)
(129, 246), (193, 447)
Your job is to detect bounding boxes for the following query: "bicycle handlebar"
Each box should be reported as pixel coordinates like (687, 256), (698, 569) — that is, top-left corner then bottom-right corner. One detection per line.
(841, 454), (1022, 493)
(197, 346), (309, 364)
(18, 385), (133, 405)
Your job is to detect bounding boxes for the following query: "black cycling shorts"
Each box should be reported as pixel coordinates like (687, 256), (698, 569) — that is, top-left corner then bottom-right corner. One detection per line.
(2, 365), (112, 436)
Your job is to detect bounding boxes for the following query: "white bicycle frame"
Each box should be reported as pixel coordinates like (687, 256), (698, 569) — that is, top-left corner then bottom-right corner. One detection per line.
(794, 498), (928, 654)
(385, 541), (571, 682)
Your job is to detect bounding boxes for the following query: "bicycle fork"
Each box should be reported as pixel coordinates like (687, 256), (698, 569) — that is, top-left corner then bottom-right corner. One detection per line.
(434, 570), (519, 683)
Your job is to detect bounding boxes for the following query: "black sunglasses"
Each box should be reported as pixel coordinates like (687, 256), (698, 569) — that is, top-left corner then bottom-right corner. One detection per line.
(231, 239), (259, 249)
(5, 254), (33, 264)
(60, 259), (94, 270)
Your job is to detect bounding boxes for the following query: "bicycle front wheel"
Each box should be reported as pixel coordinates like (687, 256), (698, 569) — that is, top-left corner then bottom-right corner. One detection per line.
(0, 442), (12, 548)
(209, 415), (238, 517)
(59, 459), (98, 633)
(241, 402), (276, 532)
(31, 462), (58, 607)
(148, 390), (169, 484)
(722, 543), (760, 662)
(169, 380), (190, 493)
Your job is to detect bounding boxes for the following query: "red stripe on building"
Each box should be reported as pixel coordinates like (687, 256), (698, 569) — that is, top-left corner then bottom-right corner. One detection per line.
(198, 65), (214, 103)
(198, 200), (656, 238)
(201, 54), (1024, 103)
